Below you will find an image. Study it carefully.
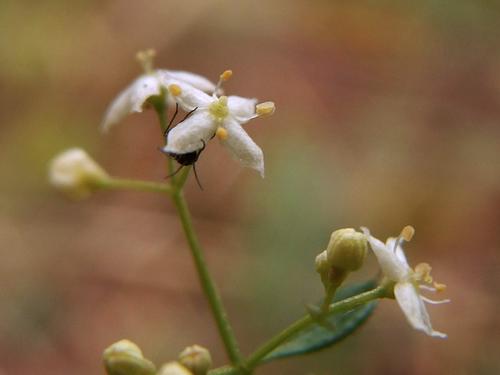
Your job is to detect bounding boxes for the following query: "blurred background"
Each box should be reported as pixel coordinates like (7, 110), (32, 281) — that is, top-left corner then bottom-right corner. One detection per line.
(1, 0), (499, 374)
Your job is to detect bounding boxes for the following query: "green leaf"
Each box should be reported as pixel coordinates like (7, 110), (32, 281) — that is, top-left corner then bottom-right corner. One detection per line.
(262, 281), (378, 363)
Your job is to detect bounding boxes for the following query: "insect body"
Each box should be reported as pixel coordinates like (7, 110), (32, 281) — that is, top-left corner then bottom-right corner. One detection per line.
(162, 103), (206, 189)
(167, 140), (205, 166)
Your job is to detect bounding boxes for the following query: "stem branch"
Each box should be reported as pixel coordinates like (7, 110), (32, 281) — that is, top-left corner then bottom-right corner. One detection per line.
(96, 178), (172, 195)
(244, 286), (386, 370)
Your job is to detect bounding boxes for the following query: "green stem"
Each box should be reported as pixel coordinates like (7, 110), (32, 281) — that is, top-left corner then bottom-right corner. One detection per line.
(243, 286), (387, 370)
(171, 189), (243, 365)
(150, 91), (176, 178)
(151, 91), (242, 365)
(95, 177), (172, 195)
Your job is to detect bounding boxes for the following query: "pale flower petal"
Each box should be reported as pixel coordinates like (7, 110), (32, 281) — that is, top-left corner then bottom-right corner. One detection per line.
(221, 120), (264, 177)
(360, 228), (410, 281)
(164, 111), (215, 154)
(385, 237), (411, 271)
(227, 96), (258, 123)
(101, 75), (161, 132)
(160, 70), (217, 93)
(169, 82), (213, 111)
(129, 75), (163, 112)
(394, 282), (447, 338)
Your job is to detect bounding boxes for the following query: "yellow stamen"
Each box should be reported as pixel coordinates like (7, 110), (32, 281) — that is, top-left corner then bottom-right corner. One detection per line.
(256, 101), (276, 117)
(215, 70), (233, 94)
(168, 84), (182, 97)
(433, 282), (447, 292)
(400, 225), (415, 242)
(136, 49), (156, 74)
(216, 127), (228, 141)
(415, 263), (433, 284)
(220, 70), (233, 81)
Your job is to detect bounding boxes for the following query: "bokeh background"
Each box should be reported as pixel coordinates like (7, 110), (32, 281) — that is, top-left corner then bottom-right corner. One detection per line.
(1, 0), (499, 374)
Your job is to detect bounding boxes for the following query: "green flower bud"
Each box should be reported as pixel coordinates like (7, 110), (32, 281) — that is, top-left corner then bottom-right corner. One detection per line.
(103, 339), (156, 375)
(158, 362), (193, 375)
(315, 250), (330, 287)
(178, 345), (212, 375)
(326, 228), (367, 271)
(49, 148), (109, 199)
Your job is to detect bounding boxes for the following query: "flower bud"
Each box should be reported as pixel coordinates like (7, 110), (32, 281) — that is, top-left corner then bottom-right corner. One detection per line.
(315, 250), (330, 286)
(103, 339), (156, 375)
(326, 228), (367, 272)
(49, 148), (109, 199)
(178, 345), (212, 375)
(158, 362), (193, 375)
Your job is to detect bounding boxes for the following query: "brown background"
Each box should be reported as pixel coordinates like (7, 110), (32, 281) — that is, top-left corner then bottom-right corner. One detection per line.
(1, 1), (499, 374)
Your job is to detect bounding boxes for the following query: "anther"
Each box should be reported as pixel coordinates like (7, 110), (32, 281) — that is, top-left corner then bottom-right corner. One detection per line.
(216, 127), (228, 141)
(220, 70), (233, 82)
(136, 49), (156, 74)
(256, 101), (276, 117)
(215, 70), (233, 93)
(400, 225), (415, 242)
(415, 263), (433, 284)
(168, 84), (182, 97)
(433, 282), (447, 292)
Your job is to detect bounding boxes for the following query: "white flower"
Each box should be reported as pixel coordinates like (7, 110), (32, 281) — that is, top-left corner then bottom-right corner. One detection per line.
(49, 148), (109, 199)
(361, 226), (450, 338)
(162, 73), (275, 177)
(101, 49), (218, 132)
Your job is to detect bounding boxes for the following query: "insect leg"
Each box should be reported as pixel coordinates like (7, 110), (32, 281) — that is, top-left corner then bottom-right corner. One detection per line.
(180, 106), (198, 122)
(165, 164), (184, 179)
(192, 163), (204, 191)
(164, 103), (179, 136)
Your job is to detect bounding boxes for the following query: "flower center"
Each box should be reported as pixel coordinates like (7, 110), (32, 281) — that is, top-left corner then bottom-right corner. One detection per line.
(208, 96), (229, 122)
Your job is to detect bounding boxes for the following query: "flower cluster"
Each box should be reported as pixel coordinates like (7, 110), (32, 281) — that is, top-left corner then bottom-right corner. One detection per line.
(101, 49), (275, 177)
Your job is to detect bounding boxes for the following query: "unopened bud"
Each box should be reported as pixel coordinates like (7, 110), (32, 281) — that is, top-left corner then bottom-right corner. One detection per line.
(48, 148), (109, 199)
(158, 362), (193, 375)
(103, 339), (156, 375)
(326, 228), (367, 272)
(315, 250), (330, 286)
(178, 345), (212, 375)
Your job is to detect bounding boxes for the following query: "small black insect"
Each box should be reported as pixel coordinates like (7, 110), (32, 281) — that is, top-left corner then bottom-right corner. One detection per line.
(162, 105), (205, 190)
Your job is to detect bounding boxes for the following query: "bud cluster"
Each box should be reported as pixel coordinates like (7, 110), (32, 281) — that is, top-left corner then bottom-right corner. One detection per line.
(102, 340), (212, 375)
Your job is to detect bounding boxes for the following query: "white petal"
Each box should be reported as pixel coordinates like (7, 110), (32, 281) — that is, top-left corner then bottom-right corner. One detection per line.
(129, 75), (163, 112)
(394, 282), (447, 338)
(169, 81), (213, 111)
(221, 120), (264, 177)
(360, 228), (409, 281)
(160, 69), (217, 93)
(385, 237), (411, 270)
(101, 75), (161, 132)
(228, 96), (258, 123)
(164, 111), (215, 154)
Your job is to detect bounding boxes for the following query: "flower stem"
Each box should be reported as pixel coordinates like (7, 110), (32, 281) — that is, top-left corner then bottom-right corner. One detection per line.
(151, 91), (243, 365)
(96, 177), (172, 195)
(171, 189), (244, 365)
(243, 285), (387, 370)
